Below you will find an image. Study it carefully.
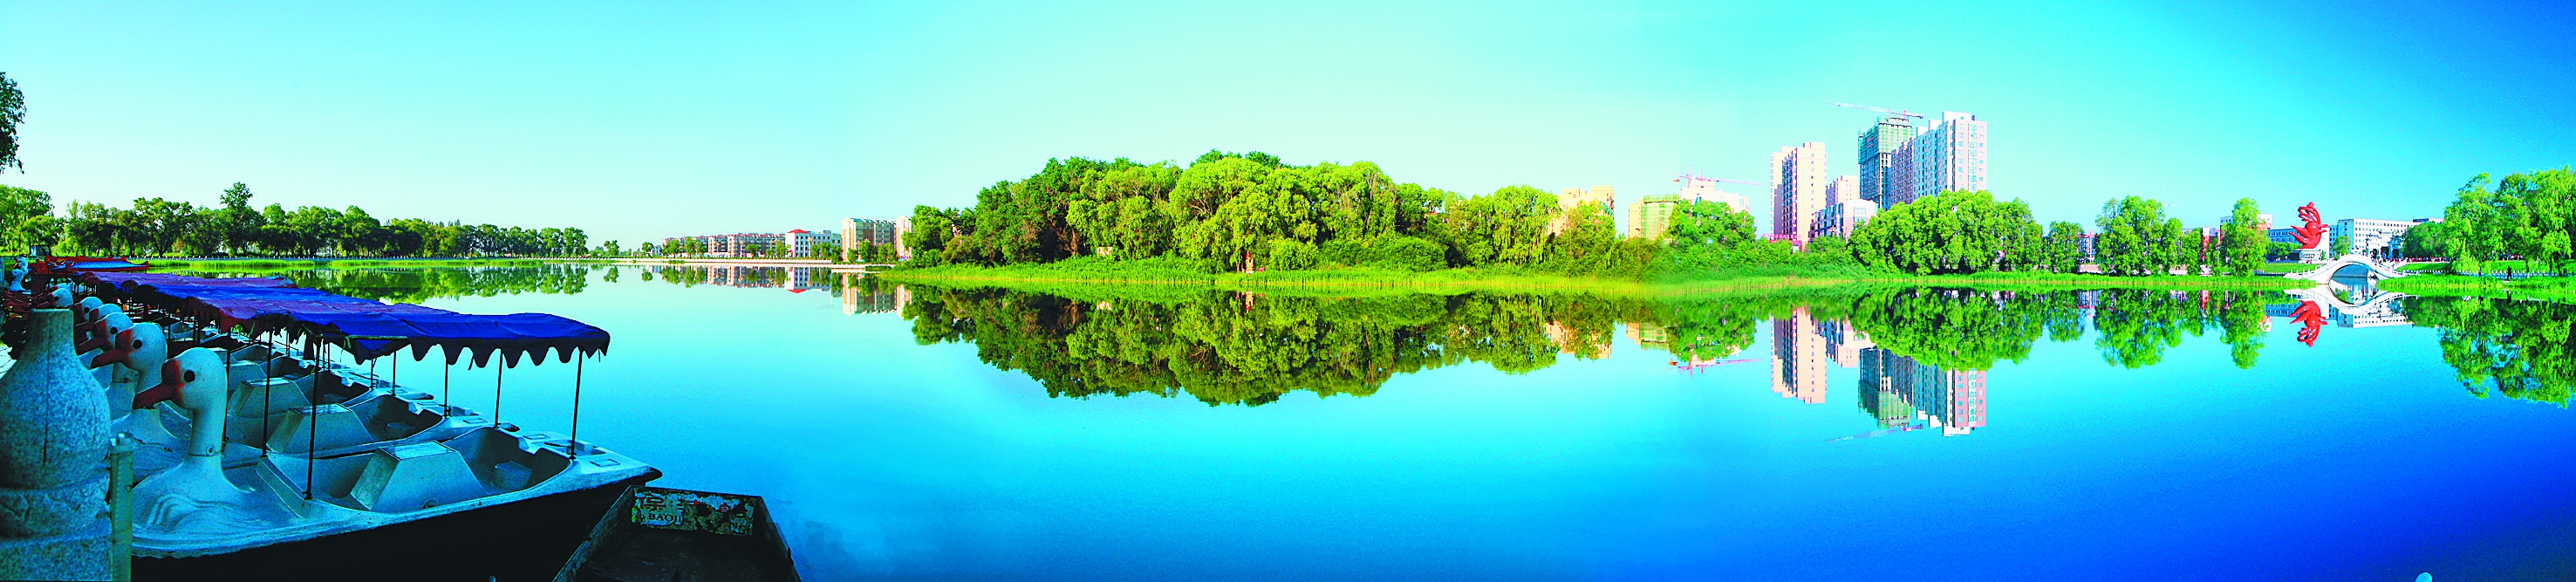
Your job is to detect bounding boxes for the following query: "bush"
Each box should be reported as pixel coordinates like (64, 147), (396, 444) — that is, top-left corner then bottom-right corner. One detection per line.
(1320, 236), (1445, 272)
(1266, 239), (1318, 270)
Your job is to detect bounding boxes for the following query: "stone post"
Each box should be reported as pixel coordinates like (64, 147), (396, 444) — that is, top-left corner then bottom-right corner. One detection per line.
(0, 308), (115, 580)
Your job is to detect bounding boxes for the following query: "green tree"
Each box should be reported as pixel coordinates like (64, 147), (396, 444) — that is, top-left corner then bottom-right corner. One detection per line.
(2094, 196), (2190, 277)
(2042, 221), (2086, 273)
(1848, 190), (2041, 275)
(2220, 198), (2265, 276)
(215, 182), (261, 254)
(0, 183), (53, 252)
(0, 72), (22, 173)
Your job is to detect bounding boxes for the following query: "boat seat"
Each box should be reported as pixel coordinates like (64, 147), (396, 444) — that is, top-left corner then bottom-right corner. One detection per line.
(257, 355), (310, 378)
(230, 376), (316, 419)
(263, 404), (376, 455)
(444, 428), (571, 494)
(223, 360), (265, 394)
(312, 369), (373, 406)
(349, 442), (489, 512)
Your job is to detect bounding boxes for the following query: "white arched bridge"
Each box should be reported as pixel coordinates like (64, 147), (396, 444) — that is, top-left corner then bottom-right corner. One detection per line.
(2280, 255), (2409, 283)
(2283, 285), (2409, 316)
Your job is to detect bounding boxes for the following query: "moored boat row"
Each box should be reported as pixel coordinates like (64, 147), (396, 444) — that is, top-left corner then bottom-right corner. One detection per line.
(2, 264), (660, 579)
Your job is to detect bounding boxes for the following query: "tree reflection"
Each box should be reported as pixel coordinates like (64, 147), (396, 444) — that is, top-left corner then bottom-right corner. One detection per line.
(892, 283), (2328, 407)
(2408, 297), (2576, 406)
(167, 264), (596, 302)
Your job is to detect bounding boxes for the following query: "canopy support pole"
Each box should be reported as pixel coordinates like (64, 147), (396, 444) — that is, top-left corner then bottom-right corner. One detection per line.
(494, 362), (504, 429)
(304, 335), (316, 501)
(571, 355), (584, 455)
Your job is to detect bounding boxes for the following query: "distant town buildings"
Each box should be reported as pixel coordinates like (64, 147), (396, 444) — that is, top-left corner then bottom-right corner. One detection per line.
(787, 229), (839, 258)
(842, 218), (898, 257)
(1630, 177), (1746, 239)
(1771, 142), (1830, 243)
(664, 232), (788, 257)
(893, 216), (913, 260)
(1870, 112), (1988, 206)
(2333, 218), (2426, 257)
(1551, 185), (1616, 235)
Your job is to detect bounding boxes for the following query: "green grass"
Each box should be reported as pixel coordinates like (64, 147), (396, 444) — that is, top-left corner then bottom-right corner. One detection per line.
(145, 257), (559, 270)
(2381, 274), (2576, 301)
(875, 257), (2310, 297)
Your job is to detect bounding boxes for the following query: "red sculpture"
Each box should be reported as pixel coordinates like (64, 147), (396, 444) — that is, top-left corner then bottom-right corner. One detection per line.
(2291, 203), (2327, 250)
(2291, 301), (2327, 346)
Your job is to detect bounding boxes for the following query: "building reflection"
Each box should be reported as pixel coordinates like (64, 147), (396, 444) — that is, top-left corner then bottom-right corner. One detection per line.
(1771, 308), (1828, 403)
(1543, 320), (1613, 359)
(643, 265), (905, 314)
(1855, 346), (1988, 436)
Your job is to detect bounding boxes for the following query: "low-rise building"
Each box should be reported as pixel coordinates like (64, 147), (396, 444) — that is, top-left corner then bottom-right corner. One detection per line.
(1552, 186), (1616, 235)
(894, 216), (913, 260)
(842, 218), (899, 259)
(788, 229), (839, 258)
(2333, 218), (2422, 257)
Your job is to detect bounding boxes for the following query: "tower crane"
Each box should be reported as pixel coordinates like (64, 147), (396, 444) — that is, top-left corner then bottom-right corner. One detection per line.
(1670, 166), (1759, 186)
(1828, 101), (1923, 120)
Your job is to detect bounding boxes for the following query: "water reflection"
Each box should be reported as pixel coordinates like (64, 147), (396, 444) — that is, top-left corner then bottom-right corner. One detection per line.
(2407, 296), (2576, 406)
(638, 265), (904, 315)
(163, 263), (2576, 413)
(886, 285), (2305, 415)
(165, 264), (597, 302)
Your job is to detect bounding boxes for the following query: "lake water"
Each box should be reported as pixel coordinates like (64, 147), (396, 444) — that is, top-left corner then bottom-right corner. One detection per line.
(181, 264), (2576, 580)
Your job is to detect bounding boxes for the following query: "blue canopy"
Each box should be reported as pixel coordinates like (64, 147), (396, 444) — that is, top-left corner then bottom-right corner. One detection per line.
(106, 274), (610, 366)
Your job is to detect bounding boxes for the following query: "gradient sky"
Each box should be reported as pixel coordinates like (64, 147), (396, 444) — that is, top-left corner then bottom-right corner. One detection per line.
(3, 1), (2571, 246)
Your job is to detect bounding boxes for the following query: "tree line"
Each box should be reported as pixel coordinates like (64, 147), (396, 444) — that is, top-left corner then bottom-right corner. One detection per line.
(900, 151), (1689, 277)
(2415, 167), (2576, 272)
(0, 181), (600, 257)
(900, 151), (2281, 279)
(1845, 190), (2267, 277)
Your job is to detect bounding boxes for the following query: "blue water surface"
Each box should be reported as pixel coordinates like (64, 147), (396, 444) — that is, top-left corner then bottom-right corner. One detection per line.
(358, 268), (2576, 580)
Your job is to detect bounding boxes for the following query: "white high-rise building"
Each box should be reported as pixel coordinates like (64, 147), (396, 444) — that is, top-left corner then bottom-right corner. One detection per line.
(1813, 175), (1876, 239)
(1888, 112), (1987, 204)
(1771, 142), (1830, 243)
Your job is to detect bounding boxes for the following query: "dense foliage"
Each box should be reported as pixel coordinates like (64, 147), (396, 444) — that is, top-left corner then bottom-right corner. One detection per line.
(1846, 190), (2043, 275)
(905, 151), (1771, 279)
(0, 72), (22, 173)
(0, 181), (597, 257)
(2093, 196), (2198, 276)
(2429, 168), (2576, 273)
(2218, 198), (2266, 276)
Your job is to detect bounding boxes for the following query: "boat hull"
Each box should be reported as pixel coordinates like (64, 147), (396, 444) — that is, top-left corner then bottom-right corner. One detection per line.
(134, 470), (659, 581)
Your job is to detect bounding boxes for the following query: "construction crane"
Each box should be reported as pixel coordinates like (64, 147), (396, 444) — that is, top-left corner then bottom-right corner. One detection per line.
(1828, 101), (1923, 120)
(1670, 166), (1759, 186)
(1671, 357), (1755, 373)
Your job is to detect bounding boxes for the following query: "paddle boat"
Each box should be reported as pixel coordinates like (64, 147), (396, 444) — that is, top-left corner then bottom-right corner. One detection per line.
(10, 270), (659, 579)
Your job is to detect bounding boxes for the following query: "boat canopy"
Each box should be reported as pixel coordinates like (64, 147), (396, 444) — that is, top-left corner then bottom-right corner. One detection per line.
(76, 272), (609, 366)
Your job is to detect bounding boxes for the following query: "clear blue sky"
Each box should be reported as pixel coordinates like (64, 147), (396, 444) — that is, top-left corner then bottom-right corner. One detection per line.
(3, 1), (2570, 245)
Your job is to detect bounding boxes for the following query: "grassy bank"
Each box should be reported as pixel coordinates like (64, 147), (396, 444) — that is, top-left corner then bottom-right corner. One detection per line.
(2381, 274), (2576, 300)
(145, 257), (585, 270)
(874, 257), (2308, 296)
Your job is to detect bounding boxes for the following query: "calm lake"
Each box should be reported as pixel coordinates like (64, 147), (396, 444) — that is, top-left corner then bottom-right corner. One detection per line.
(172, 264), (2576, 580)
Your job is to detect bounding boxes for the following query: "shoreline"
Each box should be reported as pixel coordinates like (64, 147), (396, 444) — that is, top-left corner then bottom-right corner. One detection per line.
(873, 262), (2313, 296)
